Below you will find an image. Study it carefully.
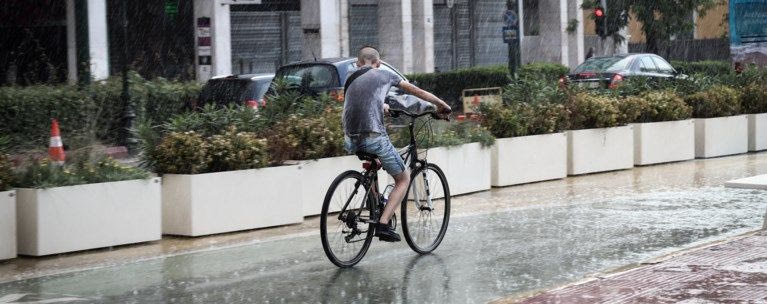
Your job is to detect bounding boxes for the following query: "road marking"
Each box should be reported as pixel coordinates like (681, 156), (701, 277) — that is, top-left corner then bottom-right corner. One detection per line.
(0, 293), (89, 303)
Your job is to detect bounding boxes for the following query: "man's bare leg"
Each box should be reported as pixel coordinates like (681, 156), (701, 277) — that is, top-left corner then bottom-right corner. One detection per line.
(379, 169), (410, 224)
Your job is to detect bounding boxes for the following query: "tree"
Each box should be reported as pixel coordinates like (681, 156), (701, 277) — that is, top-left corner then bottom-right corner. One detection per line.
(582, 0), (719, 54)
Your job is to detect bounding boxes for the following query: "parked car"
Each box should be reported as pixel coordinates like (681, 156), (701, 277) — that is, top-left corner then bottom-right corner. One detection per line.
(269, 57), (408, 101)
(198, 73), (274, 109)
(566, 53), (680, 89)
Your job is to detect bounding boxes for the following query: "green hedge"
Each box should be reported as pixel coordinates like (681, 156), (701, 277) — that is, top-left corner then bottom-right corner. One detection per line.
(0, 85), (96, 150)
(518, 62), (570, 81)
(407, 65), (511, 111)
(0, 73), (200, 151)
(671, 60), (732, 75)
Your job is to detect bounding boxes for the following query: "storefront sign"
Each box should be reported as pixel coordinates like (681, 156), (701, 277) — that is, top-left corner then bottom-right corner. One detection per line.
(730, 0), (767, 66)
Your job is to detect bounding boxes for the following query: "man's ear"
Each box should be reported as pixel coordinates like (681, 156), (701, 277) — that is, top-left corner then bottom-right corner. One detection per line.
(356, 60), (364, 67)
(373, 61), (381, 68)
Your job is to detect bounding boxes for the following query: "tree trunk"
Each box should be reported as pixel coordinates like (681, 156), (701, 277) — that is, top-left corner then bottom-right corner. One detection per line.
(645, 35), (659, 54)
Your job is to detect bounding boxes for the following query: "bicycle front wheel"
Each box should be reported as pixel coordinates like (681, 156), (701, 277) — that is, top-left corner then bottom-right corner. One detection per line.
(401, 163), (450, 254)
(320, 170), (374, 267)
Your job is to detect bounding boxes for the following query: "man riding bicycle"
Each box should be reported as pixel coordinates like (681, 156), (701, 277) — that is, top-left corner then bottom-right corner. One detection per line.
(342, 46), (451, 242)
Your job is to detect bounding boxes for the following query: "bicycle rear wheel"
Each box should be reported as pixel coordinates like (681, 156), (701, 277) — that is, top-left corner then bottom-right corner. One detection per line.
(401, 163), (450, 254)
(320, 170), (374, 267)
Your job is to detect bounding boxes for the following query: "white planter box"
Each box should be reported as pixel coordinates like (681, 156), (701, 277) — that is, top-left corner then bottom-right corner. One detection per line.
(694, 115), (748, 158)
(491, 133), (567, 186)
(633, 120), (695, 165)
(0, 190), (16, 260)
(425, 142), (491, 195)
(16, 179), (161, 256)
(298, 155), (365, 217)
(748, 113), (767, 151)
(162, 166), (303, 236)
(567, 126), (634, 175)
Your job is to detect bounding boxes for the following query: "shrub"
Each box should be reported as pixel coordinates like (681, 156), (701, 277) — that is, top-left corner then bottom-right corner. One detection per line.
(389, 119), (495, 149)
(407, 65), (511, 111)
(162, 104), (260, 136)
(89, 73), (201, 140)
(207, 127), (270, 172)
(266, 108), (345, 164)
(446, 121), (495, 147)
(152, 131), (210, 174)
(684, 85), (741, 118)
(258, 84), (337, 130)
(13, 157), (150, 189)
(671, 60), (731, 76)
(566, 93), (622, 129)
(0, 154), (14, 191)
(140, 84), (343, 171)
(479, 102), (569, 138)
(503, 77), (567, 105)
(0, 85), (96, 150)
(518, 62), (570, 81)
(740, 83), (767, 114)
(617, 90), (691, 123)
(150, 128), (270, 175)
(0, 73), (200, 152)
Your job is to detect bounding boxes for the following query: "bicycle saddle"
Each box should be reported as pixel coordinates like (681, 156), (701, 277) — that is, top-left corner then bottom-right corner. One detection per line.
(355, 152), (378, 161)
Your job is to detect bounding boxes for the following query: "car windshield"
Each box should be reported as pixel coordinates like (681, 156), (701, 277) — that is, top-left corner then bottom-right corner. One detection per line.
(574, 56), (633, 73)
(275, 64), (339, 89)
(243, 79), (272, 100)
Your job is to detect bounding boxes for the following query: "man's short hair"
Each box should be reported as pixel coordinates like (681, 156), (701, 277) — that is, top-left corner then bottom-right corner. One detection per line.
(357, 45), (380, 64)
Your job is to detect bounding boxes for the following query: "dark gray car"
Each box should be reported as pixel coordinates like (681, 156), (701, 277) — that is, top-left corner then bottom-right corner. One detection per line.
(269, 57), (408, 101)
(567, 54), (679, 89)
(199, 73), (274, 109)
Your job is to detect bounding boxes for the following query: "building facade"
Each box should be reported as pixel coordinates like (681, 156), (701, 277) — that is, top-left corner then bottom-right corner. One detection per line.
(0, 0), (732, 86)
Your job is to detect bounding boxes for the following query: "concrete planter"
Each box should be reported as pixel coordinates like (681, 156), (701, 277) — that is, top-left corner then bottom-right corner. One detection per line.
(0, 190), (16, 260)
(298, 155), (362, 217)
(633, 120), (695, 165)
(425, 142), (491, 195)
(162, 165), (302, 237)
(16, 179), (161, 256)
(491, 133), (567, 187)
(748, 113), (767, 151)
(694, 115), (748, 158)
(567, 126), (634, 175)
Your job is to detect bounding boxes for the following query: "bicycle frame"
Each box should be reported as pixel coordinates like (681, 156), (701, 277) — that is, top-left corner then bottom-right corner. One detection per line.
(336, 115), (437, 229)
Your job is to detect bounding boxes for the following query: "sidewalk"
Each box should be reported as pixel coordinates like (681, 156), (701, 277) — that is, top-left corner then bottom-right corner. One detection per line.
(502, 231), (767, 303)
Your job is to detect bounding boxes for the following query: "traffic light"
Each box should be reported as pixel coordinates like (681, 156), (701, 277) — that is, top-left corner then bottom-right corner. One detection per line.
(594, 6), (606, 38)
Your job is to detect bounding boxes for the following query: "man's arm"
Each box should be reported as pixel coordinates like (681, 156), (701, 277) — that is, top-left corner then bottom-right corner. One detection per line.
(398, 81), (451, 112)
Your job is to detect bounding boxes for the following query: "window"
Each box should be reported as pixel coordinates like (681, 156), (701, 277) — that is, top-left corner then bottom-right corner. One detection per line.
(523, 0), (539, 36)
(574, 56), (632, 73)
(345, 62), (406, 82)
(651, 56), (675, 75)
(638, 57), (658, 72)
(275, 64), (339, 89)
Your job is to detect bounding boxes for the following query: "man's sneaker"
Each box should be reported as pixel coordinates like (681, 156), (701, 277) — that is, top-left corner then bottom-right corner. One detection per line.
(374, 223), (401, 242)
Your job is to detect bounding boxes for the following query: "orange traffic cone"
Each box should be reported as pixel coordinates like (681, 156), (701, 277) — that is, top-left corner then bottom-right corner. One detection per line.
(48, 119), (65, 165)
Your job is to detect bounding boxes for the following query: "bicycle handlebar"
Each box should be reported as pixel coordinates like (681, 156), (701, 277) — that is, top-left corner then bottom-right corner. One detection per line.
(389, 108), (451, 121)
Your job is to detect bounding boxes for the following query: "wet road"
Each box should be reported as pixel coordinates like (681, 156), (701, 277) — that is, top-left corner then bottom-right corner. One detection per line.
(1, 153), (767, 303)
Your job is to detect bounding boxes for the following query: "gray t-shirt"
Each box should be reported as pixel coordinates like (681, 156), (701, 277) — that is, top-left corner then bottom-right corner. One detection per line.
(342, 68), (402, 135)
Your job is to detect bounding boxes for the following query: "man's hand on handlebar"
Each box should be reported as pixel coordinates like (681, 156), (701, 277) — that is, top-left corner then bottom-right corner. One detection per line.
(435, 105), (452, 121)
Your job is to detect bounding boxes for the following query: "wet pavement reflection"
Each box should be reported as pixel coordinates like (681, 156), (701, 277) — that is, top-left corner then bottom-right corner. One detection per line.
(1, 154), (766, 303)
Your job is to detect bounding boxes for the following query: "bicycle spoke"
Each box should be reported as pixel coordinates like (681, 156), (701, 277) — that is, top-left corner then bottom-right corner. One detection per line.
(321, 171), (374, 267)
(402, 164), (450, 253)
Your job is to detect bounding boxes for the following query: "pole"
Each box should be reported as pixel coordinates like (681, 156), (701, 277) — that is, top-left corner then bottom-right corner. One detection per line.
(120, 0), (137, 153)
(506, 0), (521, 77)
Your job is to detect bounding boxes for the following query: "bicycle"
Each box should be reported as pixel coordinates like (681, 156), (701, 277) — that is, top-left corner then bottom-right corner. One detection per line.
(320, 108), (451, 268)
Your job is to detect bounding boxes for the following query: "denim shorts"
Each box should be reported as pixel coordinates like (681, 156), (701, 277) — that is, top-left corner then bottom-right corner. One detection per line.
(345, 134), (406, 176)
